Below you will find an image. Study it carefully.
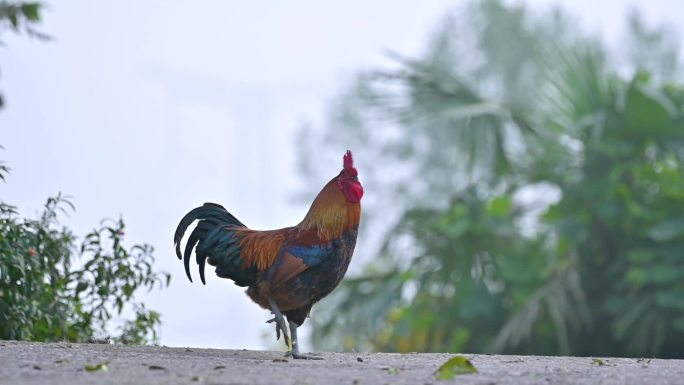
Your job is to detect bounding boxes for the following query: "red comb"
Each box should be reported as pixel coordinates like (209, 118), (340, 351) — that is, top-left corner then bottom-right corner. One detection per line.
(343, 150), (354, 169)
(343, 150), (358, 176)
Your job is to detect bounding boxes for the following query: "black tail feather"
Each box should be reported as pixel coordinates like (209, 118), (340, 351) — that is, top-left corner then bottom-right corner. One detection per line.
(174, 202), (248, 285)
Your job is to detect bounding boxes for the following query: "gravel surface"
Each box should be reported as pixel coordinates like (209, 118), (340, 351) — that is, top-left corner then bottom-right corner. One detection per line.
(0, 340), (682, 385)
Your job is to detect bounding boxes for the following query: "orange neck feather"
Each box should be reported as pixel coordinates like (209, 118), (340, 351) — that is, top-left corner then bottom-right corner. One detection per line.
(298, 177), (361, 242)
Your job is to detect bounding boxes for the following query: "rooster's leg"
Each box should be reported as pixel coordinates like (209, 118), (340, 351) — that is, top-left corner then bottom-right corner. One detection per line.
(285, 320), (323, 360)
(267, 297), (291, 348)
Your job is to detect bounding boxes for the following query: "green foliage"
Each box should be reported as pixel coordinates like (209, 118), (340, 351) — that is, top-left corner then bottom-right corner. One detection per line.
(0, 1), (46, 39)
(301, 0), (684, 358)
(0, 193), (169, 343)
(0, 146), (9, 181)
(0, 1), (48, 108)
(115, 304), (162, 345)
(1, 1), (165, 345)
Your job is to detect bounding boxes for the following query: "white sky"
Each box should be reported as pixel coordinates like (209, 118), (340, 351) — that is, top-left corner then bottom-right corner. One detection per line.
(1, 0), (682, 351)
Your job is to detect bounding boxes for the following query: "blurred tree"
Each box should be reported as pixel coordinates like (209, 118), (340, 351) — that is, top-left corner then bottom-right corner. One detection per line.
(299, 0), (684, 358)
(0, 2), (168, 344)
(0, 1), (48, 108)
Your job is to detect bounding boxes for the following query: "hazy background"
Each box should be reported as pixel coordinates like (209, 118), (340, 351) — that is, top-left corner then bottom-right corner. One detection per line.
(1, 0), (683, 351)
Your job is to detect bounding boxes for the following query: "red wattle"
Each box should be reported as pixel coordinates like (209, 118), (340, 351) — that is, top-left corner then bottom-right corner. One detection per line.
(349, 183), (364, 202)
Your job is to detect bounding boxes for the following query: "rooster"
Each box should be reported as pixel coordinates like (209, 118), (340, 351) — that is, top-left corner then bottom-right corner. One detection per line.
(174, 150), (363, 359)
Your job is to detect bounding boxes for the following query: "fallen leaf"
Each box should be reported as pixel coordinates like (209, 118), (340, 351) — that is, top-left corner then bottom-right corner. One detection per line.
(191, 376), (203, 382)
(435, 356), (477, 380)
(33, 365), (41, 370)
(148, 365), (166, 370)
(591, 358), (607, 366)
(84, 361), (109, 372)
(272, 358), (288, 363)
(356, 357), (364, 362)
(213, 365), (226, 370)
(382, 367), (400, 375)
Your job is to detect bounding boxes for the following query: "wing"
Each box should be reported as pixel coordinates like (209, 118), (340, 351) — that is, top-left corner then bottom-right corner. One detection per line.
(266, 237), (335, 286)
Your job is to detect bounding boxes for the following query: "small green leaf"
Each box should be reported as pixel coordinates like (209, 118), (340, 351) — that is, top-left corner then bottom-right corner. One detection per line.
(624, 81), (675, 130)
(487, 196), (512, 216)
(435, 356), (477, 380)
(592, 358), (607, 366)
(20, 3), (41, 21)
(8, 12), (18, 28)
(84, 361), (109, 372)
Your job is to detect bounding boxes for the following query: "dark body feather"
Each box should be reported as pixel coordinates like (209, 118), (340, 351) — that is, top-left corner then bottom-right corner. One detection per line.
(249, 228), (358, 325)
(174, 175), (361, 327)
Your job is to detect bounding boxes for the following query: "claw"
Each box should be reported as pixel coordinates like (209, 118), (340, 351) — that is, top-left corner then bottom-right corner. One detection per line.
(267, 297), (291, 347)
(266, 318), (281, 340)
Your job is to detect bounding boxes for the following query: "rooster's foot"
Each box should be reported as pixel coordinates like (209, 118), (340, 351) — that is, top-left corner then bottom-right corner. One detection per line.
(266, 298), (291, 348)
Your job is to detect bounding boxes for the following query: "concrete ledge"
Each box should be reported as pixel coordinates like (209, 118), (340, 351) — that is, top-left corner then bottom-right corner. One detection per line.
(0, 340), (681, 385)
